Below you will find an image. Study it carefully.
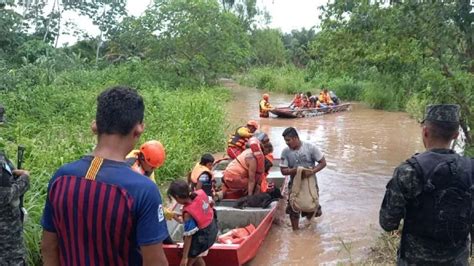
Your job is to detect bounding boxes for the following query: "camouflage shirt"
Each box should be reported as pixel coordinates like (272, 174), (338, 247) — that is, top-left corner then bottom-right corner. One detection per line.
(0, 157), (29, 265)
(379, 150), (472, 264)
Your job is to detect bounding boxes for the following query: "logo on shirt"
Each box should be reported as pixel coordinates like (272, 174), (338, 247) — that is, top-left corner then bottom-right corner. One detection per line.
(158, 204), (164, 222)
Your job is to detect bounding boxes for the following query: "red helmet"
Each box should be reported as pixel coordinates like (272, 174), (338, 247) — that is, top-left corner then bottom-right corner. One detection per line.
(140, 140), (166, 168)
(263, 93), (269, 101)
(247, 120), (259, 130)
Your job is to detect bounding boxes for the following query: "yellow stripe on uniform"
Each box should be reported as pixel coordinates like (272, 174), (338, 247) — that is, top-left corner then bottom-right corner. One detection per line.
(85, 157), (104, 180)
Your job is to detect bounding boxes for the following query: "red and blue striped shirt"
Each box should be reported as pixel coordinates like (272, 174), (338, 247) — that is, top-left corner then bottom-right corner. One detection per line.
(41, 156), (169, 265)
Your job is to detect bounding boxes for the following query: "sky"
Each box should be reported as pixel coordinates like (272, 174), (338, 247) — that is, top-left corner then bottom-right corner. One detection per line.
(40, 0), (329, 46)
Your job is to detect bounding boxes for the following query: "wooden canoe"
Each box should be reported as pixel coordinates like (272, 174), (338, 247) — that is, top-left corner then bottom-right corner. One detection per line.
(270, 103), (351, 118)
(163, 158), (288, 266)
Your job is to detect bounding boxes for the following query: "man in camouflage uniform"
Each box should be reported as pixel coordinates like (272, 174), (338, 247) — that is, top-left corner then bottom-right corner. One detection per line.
(380, 104), (473, 265)
(0, 105), (30, 266)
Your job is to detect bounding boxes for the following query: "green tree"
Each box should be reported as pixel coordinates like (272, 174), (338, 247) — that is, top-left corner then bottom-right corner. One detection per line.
(250, 28), (286, 66)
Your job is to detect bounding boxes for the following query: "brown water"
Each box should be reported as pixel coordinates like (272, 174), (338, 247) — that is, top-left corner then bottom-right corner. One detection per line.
(221, 79), (425, 265)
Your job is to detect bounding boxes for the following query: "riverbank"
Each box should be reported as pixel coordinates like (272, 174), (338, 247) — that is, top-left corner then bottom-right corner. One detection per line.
(0, 62), (231, 265)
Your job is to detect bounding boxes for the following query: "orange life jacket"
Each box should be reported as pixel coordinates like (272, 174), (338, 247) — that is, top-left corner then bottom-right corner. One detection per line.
(217, 224), (256, 244)
(227, 127), (250, 150)
(260, 153), (274, 192)
(292, 96), (303, 108)
(183, 190), (214, 229)
(223, 145), (265, 192)
(190, 163), (213, 184)
(319, 92), (333, 105)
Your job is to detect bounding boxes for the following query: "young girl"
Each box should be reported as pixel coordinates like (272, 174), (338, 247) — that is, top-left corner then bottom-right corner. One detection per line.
(168, 180), (218, 266)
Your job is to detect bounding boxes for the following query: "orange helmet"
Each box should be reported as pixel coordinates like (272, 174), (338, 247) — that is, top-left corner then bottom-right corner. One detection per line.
(140, 140), (166, 168)
(247, 120), (259, 129)
(263, 93), (269, 100)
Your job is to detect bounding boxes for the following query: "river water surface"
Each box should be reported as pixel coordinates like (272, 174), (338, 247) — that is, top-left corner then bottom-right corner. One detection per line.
(221, 80), (425, 265)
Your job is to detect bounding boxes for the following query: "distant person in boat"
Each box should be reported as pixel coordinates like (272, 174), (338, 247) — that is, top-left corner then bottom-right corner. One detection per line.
(167, 180), (218, 266)
(307, 92), (317, 108)
(227, 120), (259, 159)
(189, 153), (215, 198)
(259, 93), (274, 118)
(380, 104), (473, 265)
(280, 127), (326, 231)
(318, 89), (334, 107)
(126, 140), (166, 183)
(329, 90), (340, 105)
(41, 86), (169, 265)
(289, 93), (304, 109)
(222, 138), (270, 198)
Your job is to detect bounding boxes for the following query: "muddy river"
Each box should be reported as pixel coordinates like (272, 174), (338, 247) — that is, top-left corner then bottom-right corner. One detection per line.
(221, 80), (425, 265)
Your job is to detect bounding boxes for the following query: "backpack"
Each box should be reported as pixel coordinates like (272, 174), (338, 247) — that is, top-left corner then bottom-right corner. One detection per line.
(405, 152), (473, 244)
(289, 166), (318, 213)
(0, 151), (13, 188)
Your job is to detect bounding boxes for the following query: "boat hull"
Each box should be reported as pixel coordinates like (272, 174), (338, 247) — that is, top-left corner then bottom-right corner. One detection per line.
(163, 158), (287, 266)
(270, 103), (351, 118)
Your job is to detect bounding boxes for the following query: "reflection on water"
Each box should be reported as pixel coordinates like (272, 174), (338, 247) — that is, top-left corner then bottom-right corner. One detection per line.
(221, 80), (424, 265)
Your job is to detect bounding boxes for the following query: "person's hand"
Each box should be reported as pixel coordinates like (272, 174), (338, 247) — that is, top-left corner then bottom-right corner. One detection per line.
(173, 213), (183, 223)
(12, 169), (29, 177)
(180, 257), (188, 266)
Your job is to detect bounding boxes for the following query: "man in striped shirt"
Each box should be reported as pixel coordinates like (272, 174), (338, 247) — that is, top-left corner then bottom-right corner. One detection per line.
(41, 86), (169, 265)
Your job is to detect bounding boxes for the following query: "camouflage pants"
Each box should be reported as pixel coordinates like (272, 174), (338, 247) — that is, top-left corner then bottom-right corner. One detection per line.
(0, 258), (25, 266)
(397, 247), (469, 266)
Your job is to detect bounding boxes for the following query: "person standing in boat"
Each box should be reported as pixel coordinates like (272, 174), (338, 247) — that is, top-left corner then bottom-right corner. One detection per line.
(259, 93), (273, 118)
(226, 120), (259, 159)
(40, 86), (169, 265)
(280, 127), (326, 230)
(167, 180), (218, 266)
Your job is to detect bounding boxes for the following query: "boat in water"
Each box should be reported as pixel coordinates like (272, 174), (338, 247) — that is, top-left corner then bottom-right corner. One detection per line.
(270, 103), (351, 118)
(163, 158), (288, 266)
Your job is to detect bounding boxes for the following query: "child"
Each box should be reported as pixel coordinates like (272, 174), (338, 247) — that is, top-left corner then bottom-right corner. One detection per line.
(189, 153), (215, 198)
(168, 180), (218, 266)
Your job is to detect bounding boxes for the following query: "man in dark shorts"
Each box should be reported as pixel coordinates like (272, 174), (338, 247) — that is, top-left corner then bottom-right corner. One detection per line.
(280, 127), (327, 230)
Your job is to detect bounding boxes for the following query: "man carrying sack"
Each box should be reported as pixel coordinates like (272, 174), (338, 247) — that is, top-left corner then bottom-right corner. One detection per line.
(280, 127), (327, 231)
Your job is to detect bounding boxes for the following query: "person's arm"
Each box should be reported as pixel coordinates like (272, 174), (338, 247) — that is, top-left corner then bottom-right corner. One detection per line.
(247, 157), (257, 196)
(41, 231), (60, 266)
(280, 166), (297, 177)
(379, 163), (420, 232)
(136, 183), (170, 265)
(310, 157), (326, 175)
(0, 170), (29, 205)
(141, 244), (168, 266)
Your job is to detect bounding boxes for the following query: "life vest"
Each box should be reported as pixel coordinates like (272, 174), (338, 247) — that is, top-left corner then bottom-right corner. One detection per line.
(260, 153), (274, 192)
(319, 92), (333, 105)
(189, 163), (215, 197)
(125, 150), (156, 183)
(227, 127), (250, 150)
(190, 163), (213, 184)
(292, 96), (303, 108)
(183, 190), (214, 229)
(403, 151), (473, 243)
(236, 137), (265, 181)
(259, 99), (272, 118)
(217, 224), (256, 244)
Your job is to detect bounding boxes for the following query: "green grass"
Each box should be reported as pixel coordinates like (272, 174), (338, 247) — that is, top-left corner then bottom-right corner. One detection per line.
(0, 63), (230, 265)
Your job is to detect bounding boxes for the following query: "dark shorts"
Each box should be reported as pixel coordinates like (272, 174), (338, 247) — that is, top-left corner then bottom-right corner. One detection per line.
(285, 200), (322, 219)
(188, 215), (218, 258)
